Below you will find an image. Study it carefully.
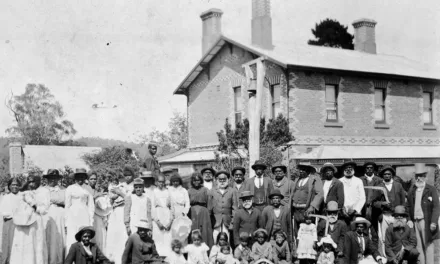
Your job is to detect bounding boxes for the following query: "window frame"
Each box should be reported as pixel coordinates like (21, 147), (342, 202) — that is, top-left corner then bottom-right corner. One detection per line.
(374, 88), (387, 124)
(233, 86), (242, 124)
(325, 84), (339, 122)
(423, 91), (433, 125)
(270, 83), (281, 118)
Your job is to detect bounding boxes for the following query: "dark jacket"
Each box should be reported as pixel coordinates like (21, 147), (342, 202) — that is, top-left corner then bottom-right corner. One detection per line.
(372, 181), (406, 210)
(290, 175), (323, 211)
(231, 182), (246, 209)
(208, 187), (238, 229)
(360, 175), (383, 206)
(65, 242), (111, 264)
(317, 219), (347, 254)
(243, 177), (274, 206)
(407, 183), (440, 243)
(233, 208), (263, 245)
(142, 153), (160, 174)
(321, 178), (345, 210)
(122, 233), (159, 264)
(385, 224), (417, 262)
(261, 205), (292, 244)
(343, 231), (380, 264)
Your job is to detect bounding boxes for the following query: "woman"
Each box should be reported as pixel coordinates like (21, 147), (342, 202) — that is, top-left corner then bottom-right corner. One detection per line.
(65, 226), (111, 264)
(92, 182), (112, 255)
(152, 174), (174, 256)
(0, 177), (22, 264)
(187, 172), (213, 248)
(44, 169), (66, 264)
(168, 175), (190, 217)
(121, 220), (160, 264)
(65, 168), (95, 252)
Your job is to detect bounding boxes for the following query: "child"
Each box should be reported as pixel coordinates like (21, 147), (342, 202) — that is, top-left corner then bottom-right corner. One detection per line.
(165, 239), (187, 264)
(183, 230), (210, 264)
(234, 232), (252, 264)
(316, 236), (336, 264)
(270, 230), (291, 264)
(250, 229), (273, 264)
(210, 232), (231, 262)
(296, 215), (317, 263)
(216, 244), (240, 264)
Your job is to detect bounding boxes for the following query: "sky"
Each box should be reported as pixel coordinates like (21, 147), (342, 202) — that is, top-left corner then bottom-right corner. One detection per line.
(0, 0), (439, 142)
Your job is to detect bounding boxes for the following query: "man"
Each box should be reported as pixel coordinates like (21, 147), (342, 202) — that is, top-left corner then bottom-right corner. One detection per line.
(360, 162), (383, 233)
(142, 142), (160, 175)
(231, 166), (247, 209)
(233, 191), (263, 246)
(407, 163), (439, 264)
(290, 162), (323, 234)
(209, 170), (238, 243)
(271, 163), (295, 206)
(343, 217), (384, 264)
(122, 220), (159, 264)
(243, 160), (274, 212)
(320, 162), (344, 210)
(161, 166), (175, 182)
(124, 178), (152, 236)
(385, 206), (418, 264)
(339, 161), (365, 224)
(317, 201), (348, 263)
(201, 167), (216, 191)
(261, 189), (291, 244)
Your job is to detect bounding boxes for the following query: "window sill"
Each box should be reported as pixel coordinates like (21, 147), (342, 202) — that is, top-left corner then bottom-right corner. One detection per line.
(324, 122), (343, 128)
(423, 125), (437, 130)
(374, 123), (390, 129)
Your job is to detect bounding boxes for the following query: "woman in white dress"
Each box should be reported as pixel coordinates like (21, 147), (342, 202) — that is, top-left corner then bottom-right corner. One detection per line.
(168, 175), (190, 217)
(152, 175), (174, 256)
(93, 182), (112, 255)
(65, 168), (95, 252)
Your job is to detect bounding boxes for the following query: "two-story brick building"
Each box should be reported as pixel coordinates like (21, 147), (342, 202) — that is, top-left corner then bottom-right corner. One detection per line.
(159, 0), (440, 183)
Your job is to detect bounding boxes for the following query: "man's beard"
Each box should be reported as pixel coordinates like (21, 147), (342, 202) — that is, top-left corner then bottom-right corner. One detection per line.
(394, 218), (407, 228)
(235, 179), (243, 184)
(328, 215), (338, 224)
(204, 178), (212, 182)
(384, 178), (391, 183)
(243, 202), (252, 209)
(415, 181), (425, 188)
(325, 175), (333, 181)
(344, 172), (354, 178)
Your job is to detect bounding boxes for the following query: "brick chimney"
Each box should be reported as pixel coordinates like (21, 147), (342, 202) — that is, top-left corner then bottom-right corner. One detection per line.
(352, 18), (377, 54)
(200, 8), (223, 56)
(9, 142), (23, 176)
(252, 0), (273, 49)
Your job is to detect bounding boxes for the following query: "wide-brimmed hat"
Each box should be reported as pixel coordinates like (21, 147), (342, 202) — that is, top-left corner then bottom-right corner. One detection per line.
(135, 219), (152, 230)
(317, 235), (337, 249)
(43, 169), (62, 179)
(351, 217), (371, 228)
(231, 166), (246, 175)
(239, 191), (254, 199)
(140, 171), (154, 178)
(201, 167), (216, 175)
(253, 228), (268, 237)
(74, 168), (88, 179)
(363, 162), (377, 169)
(341, 161), (357, 170)
(133, 178), (144, 186)
(251, 160), (267, 170)
(161, 166), (175, 174)
(414, 163), (428, 177)
(271, 163), (287, 174)
(392, 205), (408, 217)
(75, 226), (96, 242)
(215, 170), (230, 178)
(379, 165), (395, 177)
(325, 201), (340, 212)
(297, 162), (316, 173)
(268, 189), (284, 200)
(320, 163), (337, 174)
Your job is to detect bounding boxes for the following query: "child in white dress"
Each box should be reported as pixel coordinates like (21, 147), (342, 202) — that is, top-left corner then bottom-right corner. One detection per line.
(183, 230), (210, 264)
(296, 215), (317, 262)
(317, 236), (336, 264)
(165, 239), (187, 264)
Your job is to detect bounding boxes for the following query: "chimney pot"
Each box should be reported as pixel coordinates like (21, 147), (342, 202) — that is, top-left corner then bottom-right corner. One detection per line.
(352, 18), (377, 54)
(200, 8), (223, 56)
(251, 0), (273, 49)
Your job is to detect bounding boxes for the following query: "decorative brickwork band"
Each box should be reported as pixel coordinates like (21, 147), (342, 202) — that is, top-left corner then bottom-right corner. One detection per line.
(267, 75), (281, 85)
(373, 80), (388, 89)
(324, 76), (340, 85)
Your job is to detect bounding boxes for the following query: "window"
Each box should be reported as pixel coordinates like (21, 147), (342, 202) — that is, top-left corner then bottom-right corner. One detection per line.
(271, 84), (281, 118)
(374, 88), (386, 123)
(234, 87), (242, 123)
(423, 92), (433, 124)
(325, 84), (338, 121)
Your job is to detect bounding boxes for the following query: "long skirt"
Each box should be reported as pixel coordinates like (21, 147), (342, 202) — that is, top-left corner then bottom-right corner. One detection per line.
(152, 207), (172, 256)
(106, 206), (127, 264)
(65, 202), (91, 252)
(189, 205), (213, 248)
(1, 219), (14, 264)
(93, 214), (108, 255)
(10, 216), (47, 264)
(45, 205), (66, 264)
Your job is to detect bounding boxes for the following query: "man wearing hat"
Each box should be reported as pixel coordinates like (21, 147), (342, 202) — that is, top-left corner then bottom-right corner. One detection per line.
(290, 162), (323, 234)
(209, 170), (238, 244)
(272, 163), (295, 206)
(140, 170), (156, 204)
(65, 226), (111, 264)
(161, 166), (175, 182)
(317, 201), (348, 263)
(261, 189), (292, 245)
(407, 163), (439, 264)
(320, 162), (345, 210)
(142, 141), (160, 174)
(201, 166), (216, 191)
(339, 161), (366, 224)
(231, 166), (247, 209)
(243, 160), (274, 212)
(124, 178), (153, 236)
(384, 206), (418, 264)
(233, 191), (263, 246)
(360, 162), (384, 228)
(122, 220), (160, 264)
(343, 217), (384, 264)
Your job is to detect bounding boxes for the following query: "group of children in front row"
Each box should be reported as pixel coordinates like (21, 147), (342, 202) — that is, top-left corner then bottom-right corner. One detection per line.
(165, 215), (338, 264)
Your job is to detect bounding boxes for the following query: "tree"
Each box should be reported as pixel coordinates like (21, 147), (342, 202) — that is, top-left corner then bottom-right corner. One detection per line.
(308, 18), (354, 50)
(6, 84), (77, 145)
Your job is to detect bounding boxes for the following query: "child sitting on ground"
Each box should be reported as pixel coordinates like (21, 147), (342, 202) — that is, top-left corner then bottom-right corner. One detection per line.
(250, 229), (273, 264)
(316, 236), (336, 264)
(165, 239), (187, 264)
(183, 230), (210, 264)
(234, 232), (252, 264)
(270, 230), (290, 264)
(216, 244), (240, 264)
(210, 232), (231, 263)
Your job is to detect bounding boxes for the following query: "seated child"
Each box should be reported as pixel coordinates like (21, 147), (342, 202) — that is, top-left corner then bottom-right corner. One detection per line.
(316, 236), (337, 264)
(250, 229), (273, 264)
(234, 232), (252, 264)
(183, 230), (210, 264)
(270, 230), (290, 264)
(217, 244), (240, 264)
(210, 232), (231, 263)
(165, 239), (187, 264)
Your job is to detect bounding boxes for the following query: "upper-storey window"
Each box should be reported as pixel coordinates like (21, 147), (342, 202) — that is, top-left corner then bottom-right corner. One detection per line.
(271, 84), (281, 118)
(325, 84), (338, 121)
(423, 91), (433, 125)
(374, 88), (386, 123)
(233, 86), (242, 123)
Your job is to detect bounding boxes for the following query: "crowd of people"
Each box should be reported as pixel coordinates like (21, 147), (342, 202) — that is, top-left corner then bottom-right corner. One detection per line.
(0, 143), (438, 264)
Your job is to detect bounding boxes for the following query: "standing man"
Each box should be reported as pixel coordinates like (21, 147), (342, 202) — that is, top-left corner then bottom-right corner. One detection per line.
(271, 163), (295, 206)
(161, 167), (175, 183)
(209, 170), (238, 243)
(231, 166), (247, 209)
(360, 162), (383, 233)
(407, 164), (439, 264)
(233, 191), (263, 246)
(320, 162), (344, 210)
(339, 161), (365, 225)
(201, 167), (216, 191)
(143, 142), (160, 175)
(261, 189), (291, 244)
(243, 160), (274, 212)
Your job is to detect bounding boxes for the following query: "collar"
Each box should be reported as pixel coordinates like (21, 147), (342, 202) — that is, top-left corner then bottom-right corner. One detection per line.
(274, 177), (286, 187)
(364, 174), (375, 182)
(384, 179), (393, 185)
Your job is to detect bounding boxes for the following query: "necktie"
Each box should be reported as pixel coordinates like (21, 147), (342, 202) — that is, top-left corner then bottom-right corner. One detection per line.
(359, 236), (364, 253)
(260, 178), (262, 188)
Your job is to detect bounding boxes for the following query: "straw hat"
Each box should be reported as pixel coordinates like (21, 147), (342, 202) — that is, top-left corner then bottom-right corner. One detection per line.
(75, 226), (96, 242)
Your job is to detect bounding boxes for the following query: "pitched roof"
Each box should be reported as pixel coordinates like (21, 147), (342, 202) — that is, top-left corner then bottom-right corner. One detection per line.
(23, 145), (101, 171)
(174, 35), (440, 95)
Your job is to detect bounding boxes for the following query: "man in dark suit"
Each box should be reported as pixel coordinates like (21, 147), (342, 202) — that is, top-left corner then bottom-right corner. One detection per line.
(343, 217), (385, 264)
(271, 163), (295, 206)
(261, 189), (292, 244)
(231, 166), (247, 209)
(360, 162), (383, 232)
(320, 162), (344, 210)
(142, 142), (160, 175)
(243, 160), (274, 212)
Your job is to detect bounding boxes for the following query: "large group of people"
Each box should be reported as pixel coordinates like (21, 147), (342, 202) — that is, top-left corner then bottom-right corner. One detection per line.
(0, 142), (438, 264)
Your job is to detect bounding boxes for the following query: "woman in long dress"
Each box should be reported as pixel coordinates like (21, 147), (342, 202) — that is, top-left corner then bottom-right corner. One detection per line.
(168, 175), (190, 217)
(93, 182), (112, 255)
(0, 177), (22, 264)
(65, 168), (95, 252)
(152, 175), (174, 256)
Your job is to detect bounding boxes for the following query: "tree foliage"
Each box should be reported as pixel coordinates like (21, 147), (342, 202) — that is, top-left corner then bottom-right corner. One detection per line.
(6, 84), (77, 145)
(308, 18), (354, 50)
